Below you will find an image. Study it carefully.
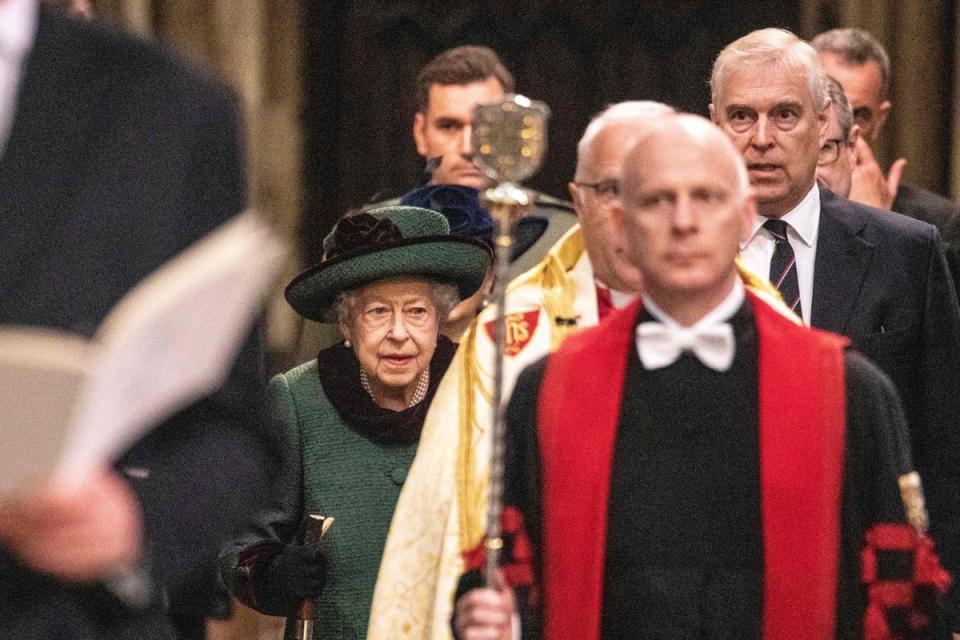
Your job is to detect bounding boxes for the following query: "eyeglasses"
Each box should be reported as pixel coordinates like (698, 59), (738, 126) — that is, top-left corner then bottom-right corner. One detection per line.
(573, 179), (620, 199)
(816, 139), (847, 166)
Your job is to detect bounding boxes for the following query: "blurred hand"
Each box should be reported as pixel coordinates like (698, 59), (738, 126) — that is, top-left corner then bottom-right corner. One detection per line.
(453, 586), (515, 640)
(849, 136), (906, 211)
(0, 468), (143, 582)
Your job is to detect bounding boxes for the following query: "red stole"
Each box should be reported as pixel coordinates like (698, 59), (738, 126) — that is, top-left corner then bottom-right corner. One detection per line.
(536, 291), (848, 640)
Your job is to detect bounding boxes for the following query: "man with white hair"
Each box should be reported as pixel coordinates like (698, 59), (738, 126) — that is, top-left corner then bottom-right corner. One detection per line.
(453, 113), (942, 640)
(710, 29), (960, 632)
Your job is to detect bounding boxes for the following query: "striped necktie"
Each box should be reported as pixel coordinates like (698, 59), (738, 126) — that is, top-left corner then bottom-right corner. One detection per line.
(763, 218), (802, 317)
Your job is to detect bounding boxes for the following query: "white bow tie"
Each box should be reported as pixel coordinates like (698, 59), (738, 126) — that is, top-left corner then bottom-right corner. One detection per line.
(636, 321), (736, 371)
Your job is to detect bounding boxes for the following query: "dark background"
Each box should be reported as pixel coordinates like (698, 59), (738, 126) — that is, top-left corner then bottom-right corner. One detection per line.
(301, 1), (824, 262)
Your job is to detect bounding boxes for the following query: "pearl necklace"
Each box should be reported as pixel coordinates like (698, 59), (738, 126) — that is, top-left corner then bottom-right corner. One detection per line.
(360, 368), (430, 409)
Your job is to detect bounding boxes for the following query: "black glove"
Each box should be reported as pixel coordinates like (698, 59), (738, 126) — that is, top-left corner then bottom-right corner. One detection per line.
(256, 544), (328, 613)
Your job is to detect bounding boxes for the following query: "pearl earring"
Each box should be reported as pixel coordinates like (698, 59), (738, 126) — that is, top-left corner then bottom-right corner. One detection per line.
(344, 339), (351, 348)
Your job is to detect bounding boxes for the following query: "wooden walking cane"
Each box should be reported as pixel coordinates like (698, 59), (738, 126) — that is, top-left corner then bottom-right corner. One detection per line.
(294, 514), (334, 640)
(472, 95), (550, 588)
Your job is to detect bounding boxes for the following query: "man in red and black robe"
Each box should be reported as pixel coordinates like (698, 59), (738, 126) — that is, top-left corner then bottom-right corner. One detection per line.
(453, 114), (949, 640)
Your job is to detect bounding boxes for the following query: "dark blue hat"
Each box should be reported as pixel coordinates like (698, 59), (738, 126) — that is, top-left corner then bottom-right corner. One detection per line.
(400, 184), (547, 262)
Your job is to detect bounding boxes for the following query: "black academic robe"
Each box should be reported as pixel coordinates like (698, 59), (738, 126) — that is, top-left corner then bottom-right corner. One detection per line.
(501, 302), (942, 639)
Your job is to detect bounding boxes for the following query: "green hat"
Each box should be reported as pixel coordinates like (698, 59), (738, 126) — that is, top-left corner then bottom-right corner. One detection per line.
(285, 206), (493, 321)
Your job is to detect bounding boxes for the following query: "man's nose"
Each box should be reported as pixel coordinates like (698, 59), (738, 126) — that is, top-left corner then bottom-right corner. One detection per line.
(671, 194), (698, 231)
(751, 117), (774, 149)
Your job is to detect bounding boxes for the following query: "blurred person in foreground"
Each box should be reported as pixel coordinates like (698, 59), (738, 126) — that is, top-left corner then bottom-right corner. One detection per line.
(0, 0), (282, 638)
(220, 206), (492, 639)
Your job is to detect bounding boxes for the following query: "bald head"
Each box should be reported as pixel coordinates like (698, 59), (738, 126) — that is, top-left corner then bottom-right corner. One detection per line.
(568, 101), (675, 293)
(621, 113), (756, 324)
(575, 101), (676, 179)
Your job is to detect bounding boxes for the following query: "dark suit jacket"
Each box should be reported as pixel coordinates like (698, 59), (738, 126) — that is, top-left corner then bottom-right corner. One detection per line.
(893, 182), (960, 243)
(892, 184), (960, 299)
(813, 187), (960, 626)
(0, 9), (281, 640)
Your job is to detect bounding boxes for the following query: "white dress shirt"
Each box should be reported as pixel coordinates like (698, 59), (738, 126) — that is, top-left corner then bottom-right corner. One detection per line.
(739, 184), (820, 325)
(0, 0), (37, 155)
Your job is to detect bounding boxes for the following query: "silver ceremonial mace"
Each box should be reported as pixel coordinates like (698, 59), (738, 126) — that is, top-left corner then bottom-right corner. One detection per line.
(472, 94), (550, 588)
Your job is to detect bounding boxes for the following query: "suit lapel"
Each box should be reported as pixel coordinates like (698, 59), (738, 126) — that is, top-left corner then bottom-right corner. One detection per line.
(0, 9), (105, 289)
(810, 188), (875, 333)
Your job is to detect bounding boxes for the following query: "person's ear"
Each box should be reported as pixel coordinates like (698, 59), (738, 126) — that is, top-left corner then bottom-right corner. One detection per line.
(339, 321), (353, 348)
(568, 181), (585, 220)
(413, 111), (428, 157)
(874, 100), (892, 139)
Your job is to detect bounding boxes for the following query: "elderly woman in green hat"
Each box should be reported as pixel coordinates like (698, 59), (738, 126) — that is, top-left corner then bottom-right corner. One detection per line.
(219, 206), (492, 639)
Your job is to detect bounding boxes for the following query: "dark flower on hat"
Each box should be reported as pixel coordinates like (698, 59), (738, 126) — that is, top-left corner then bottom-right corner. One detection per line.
(400, 184), (494, 247)
(325, 212), (404, 260)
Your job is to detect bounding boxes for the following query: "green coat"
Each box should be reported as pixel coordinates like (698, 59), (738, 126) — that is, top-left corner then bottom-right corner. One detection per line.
(221, 360), (418, 639)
